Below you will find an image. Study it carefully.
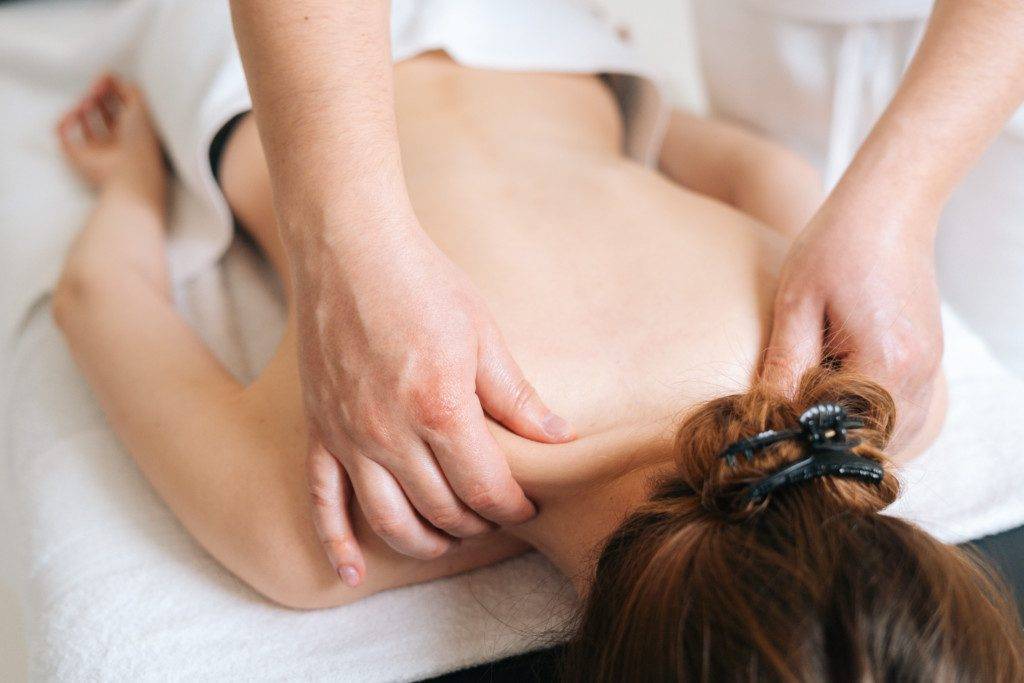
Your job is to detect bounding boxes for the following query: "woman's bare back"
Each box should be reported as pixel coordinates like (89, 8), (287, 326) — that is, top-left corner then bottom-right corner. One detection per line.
(215, 54), (789, 601)
(396, 53), (782, 449)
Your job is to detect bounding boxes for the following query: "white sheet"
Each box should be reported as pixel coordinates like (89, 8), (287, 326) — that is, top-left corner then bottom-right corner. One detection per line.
(3, 0), (1024, 680)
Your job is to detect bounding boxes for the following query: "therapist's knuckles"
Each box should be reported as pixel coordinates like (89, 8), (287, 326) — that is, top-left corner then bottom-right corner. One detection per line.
(461, 477), (534, 525)
(344, 407), (401, 453)
(762, 318), (821, 390)
(761, 351), (806, 392)
(860, 315), (943, 383)
(306, 472), (342, 513)
(503, 376), (563, 436)
(318, 536), (359, 572)
(346, 460), (459, 557)
(389, 460), (494, 537)
(408, 383), (468, 433)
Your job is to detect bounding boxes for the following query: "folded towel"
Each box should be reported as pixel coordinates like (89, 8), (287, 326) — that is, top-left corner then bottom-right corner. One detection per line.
(887, 310), (1024, 543)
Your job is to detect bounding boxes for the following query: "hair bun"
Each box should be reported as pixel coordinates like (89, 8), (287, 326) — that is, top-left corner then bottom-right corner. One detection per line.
(672, 368), (900, 519)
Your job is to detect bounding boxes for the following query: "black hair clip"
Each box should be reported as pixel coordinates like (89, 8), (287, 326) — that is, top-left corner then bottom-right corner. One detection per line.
(716, 402), (882, 503)
(743, 449), (883, 503)
(718, 427), (801, 467)
(798, 403), (863, 447)
(718, 403), (864, 466)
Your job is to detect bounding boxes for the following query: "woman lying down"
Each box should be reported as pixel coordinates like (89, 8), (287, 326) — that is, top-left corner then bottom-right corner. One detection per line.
(52, 60), (1023, 679)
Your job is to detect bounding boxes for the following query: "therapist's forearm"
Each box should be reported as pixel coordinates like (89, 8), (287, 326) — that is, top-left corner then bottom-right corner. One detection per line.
(834, 0), (1024, 240)
(228, 1), (413, 249)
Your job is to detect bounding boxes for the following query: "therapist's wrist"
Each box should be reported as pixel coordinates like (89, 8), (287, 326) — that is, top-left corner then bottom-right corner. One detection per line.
(828, 159), (944, 248)
(811, 189), (937, 255)
(834, 117), (951, 236)
(814, 174), (942, 255)
(277, 174), (423, 255)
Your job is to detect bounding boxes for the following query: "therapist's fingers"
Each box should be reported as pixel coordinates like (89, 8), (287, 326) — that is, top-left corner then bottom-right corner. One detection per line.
(306, 440), (365, 587)
(92, 75), (123, 132)
(57, 115), (81, 150)
(842, 320), (942, 449)
(424, 397), (536, 527)
(476, 326), (575, 444)
(386, 442), (493, 538)
(56, 109), (96, 165)
(348, 458), (455, 560)
(762, 294), (825, 397)
(85, 81), (119, 140)
(76, 108), (101, 142)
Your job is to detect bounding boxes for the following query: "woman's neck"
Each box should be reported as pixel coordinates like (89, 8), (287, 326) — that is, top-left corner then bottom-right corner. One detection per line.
(490, 371), (949, 594)
(494, 420), (677, 592)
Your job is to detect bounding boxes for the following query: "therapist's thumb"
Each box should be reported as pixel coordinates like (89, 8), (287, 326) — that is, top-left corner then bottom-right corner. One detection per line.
(762, 295), (824, 397)
(476, 331), (576, 444)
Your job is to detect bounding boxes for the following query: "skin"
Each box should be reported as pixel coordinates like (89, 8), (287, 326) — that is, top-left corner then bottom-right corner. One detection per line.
(227, 1), (576, 578)
(763, 0), (1024, 449)
(51, 63), (945, 608)
(227, 0), (1024, 579)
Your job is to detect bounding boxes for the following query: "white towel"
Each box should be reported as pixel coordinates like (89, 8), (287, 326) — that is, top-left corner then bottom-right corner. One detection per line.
(6, 259), (1024, 681)
(2, 0), (1023, 680)
(886, 311), (1024, 543)
(7, 296), (576, 682)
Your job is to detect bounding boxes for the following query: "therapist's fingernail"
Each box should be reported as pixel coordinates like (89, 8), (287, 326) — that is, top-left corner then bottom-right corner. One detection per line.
(338, 565), (360, 587)
(542, 413), (574, 440)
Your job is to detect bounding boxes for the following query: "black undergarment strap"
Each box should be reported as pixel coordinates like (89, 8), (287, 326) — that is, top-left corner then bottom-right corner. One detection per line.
(208, 112), (248, 185)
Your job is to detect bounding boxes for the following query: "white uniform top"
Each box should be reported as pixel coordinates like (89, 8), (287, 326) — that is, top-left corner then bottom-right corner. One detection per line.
(746, 0), (932, 23)
(694, 0), (1024, 376)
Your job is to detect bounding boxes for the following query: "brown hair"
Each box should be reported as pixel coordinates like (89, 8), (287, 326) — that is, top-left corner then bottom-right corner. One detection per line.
(564, 368), (1024, 681)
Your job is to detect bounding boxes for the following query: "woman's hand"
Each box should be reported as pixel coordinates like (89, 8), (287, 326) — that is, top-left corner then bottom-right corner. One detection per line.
(293, 206), (575, 585)
(763, 197), (943, 450)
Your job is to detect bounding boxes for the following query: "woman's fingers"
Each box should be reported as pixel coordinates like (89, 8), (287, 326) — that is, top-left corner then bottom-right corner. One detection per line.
(306, 440), (365, 586)
(346, 457), (455, 560)
(476, 327), (575, 443)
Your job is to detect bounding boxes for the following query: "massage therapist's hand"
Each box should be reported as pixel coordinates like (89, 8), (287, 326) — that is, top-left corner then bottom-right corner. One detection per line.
(763, 196), (943, 450)
(295, 205), (576, 580)
(227, 1), (575, 585)
(760, 0), (1024, 450)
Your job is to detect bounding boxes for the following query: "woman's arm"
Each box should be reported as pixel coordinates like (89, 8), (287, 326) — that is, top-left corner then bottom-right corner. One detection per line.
(53, 78), (531, 609)
(764, 0), (1024, 447)
(658, 110), (823, 236)
(228, 1), (575, 581)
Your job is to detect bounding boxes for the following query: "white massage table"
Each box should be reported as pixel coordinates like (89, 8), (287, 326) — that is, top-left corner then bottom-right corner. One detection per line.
(2, 1), (1023, 681)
